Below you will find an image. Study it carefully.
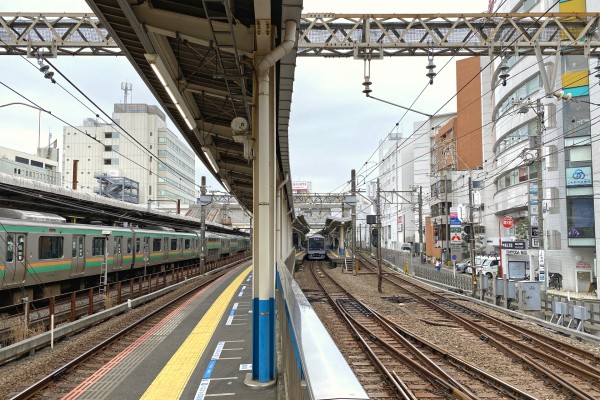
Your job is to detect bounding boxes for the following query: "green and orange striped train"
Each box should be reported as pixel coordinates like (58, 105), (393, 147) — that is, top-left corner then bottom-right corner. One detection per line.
(0, 209), (250, 306)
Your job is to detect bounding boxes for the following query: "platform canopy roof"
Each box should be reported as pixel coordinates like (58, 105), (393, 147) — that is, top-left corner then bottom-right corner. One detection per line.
(321, 216), (352, 236)
(86, 0), (302, 213)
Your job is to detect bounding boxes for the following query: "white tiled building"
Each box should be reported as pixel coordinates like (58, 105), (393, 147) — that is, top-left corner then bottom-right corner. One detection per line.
(62, 103), (196, 206)
(480, 0), (600, 291)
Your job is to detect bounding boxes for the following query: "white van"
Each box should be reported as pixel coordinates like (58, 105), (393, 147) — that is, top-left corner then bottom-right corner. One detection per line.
(476, 257), (500, 278)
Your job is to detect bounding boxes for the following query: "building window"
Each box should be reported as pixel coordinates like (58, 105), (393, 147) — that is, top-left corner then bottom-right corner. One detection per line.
(566, 197), (595, 239)
(105, 145), (112, 151)
(562, 54), (588, 73)
(15, 156), (29, 165)
(563, 97), (591, 138)
(104, 159), (112, 165)
(31, 160), (43, 168)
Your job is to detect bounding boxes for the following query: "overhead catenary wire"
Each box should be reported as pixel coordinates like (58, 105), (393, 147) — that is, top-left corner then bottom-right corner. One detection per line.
(333, 0), (562, 196)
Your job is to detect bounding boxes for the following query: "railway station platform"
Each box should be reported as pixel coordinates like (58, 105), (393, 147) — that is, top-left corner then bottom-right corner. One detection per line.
(60, 262), (277, 400)
(327, 249), (354, 269)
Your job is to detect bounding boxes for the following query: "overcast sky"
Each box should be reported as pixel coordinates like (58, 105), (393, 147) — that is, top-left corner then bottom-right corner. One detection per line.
(0, 0), (486, 195)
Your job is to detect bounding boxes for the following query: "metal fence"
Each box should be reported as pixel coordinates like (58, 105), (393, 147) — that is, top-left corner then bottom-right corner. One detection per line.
(379, 247), (600, 336)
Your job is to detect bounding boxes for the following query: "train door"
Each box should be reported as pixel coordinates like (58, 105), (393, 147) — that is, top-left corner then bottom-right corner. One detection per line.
(70, 235), (86, 275)
(113, 237), (123, 269)
(3, 233), (27, 285)
(163, 237), (169, 262)
(143, 237), (150, 275)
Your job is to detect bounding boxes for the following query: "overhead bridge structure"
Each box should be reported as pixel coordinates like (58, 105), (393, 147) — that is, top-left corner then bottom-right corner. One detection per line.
(3, 12), (600, 60)
(2, 6), (600, 386)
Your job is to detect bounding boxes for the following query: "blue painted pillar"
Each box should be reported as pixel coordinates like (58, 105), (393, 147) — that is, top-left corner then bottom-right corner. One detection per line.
(252, 23), (276, 383)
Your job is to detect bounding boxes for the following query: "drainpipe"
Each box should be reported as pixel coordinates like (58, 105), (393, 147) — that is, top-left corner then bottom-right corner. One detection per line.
(257, 20), (297, 75)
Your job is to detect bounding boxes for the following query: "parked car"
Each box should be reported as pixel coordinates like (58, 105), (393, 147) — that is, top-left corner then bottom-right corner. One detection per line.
(455, 261), (470, 273)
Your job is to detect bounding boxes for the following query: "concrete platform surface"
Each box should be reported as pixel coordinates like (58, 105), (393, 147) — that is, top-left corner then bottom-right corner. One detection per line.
(60, 263), (277, 400)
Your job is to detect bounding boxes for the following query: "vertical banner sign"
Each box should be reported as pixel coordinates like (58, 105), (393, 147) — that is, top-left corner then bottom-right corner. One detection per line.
(528, 182), (539, 248)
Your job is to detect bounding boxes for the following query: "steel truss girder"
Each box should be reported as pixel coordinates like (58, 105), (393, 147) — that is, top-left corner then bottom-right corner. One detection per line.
(0, 13), (121, 56)
(298, 13), (600, 57)
(293, 193), (346, 204)
(4, 13), (600, 58)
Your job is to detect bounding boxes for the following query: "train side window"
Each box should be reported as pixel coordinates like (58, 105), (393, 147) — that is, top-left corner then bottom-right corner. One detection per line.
(116, 238), (121, 254)
(153, 238), (161, 251)
(17, 235), (25, 261)
(114, 238), (118, 254)
(39, 236), (63, 259)
(72, 238), (77, 257)
(171, 239), (177, 251)
(92, 237), (105, 256)
(136, 238), (141, 252)
(78, 236), (84, 257)
(6, 235), (14, 262)
(184, 239), (190, 249)
(127, 238), (132, 254)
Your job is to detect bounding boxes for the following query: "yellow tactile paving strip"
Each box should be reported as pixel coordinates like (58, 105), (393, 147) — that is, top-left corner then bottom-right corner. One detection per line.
(140, 265), (252, 400)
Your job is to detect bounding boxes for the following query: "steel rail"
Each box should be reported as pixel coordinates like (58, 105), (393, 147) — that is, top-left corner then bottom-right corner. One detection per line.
(357, 254), (600, 400)
(8, 261), (245, 400)
(310, 262), (523, 399)
(308, 262), (408, 399)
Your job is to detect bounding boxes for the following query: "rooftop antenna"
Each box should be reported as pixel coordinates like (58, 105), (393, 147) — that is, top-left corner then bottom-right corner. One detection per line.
(121, 81), (132, 104)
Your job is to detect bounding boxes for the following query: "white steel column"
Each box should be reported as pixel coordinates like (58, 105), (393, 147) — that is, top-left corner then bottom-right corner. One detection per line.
(249, 13), (296, 385)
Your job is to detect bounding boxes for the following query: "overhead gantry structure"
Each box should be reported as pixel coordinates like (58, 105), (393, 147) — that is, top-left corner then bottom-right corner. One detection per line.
(4, 12), (600, 60)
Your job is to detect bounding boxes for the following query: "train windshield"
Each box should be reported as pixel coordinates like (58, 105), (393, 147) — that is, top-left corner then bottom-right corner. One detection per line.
(308, 237), (324, 250)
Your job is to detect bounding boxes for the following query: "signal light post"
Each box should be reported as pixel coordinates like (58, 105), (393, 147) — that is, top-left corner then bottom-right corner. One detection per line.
(499, 215), (514, 277)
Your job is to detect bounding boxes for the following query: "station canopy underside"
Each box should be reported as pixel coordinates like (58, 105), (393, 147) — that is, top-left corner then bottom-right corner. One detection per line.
(82, 0), (301, 213)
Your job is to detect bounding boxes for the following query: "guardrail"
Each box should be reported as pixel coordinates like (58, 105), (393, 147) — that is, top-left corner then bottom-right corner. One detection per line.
(276, 251), (368, 400)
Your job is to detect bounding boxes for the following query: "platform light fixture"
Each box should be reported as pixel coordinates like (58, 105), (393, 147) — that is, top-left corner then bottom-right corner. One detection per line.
(221, 179), (231, 192)
(202, 146), (219, 173)
(144, 53), (197, 131)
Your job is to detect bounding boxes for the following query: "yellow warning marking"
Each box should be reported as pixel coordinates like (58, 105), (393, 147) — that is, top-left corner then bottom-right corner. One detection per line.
(141, 265), (252, 400)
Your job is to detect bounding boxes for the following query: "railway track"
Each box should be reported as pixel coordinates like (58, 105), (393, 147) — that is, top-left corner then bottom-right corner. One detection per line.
(309, 261), (534, 399)
(357, 254), (600, 400)
(0, 255), (249, 350)
(7, 260), (248, 400)
(305, 262), (398, 399)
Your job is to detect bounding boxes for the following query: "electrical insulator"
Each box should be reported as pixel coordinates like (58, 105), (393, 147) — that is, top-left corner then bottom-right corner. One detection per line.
(498, 58), (510, 86)
(425, 58), (436, 85)
(362, 76), (372, 95)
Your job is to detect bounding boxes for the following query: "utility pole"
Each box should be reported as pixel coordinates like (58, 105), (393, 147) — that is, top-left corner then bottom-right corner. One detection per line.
(351, 169), (357, 275)
(418, 186), (423, 263)
(469, 176), (476, 297)
(200, 176), (207, 273)
(377, 178), (382, 293)
(536, 99), (544, 282)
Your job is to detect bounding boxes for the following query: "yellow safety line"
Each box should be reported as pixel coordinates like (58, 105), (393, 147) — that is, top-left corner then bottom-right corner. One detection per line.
(141, 265), (252, 400)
